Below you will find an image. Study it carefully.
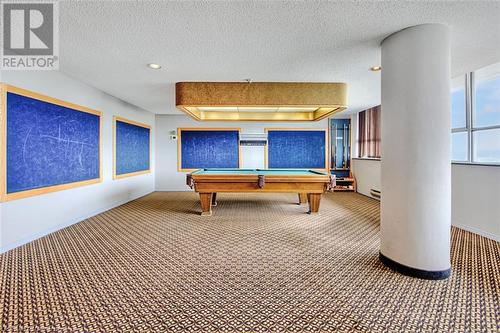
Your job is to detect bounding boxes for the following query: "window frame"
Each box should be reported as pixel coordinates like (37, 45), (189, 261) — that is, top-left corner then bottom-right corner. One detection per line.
(451, 74), (469, 162)
(452, 68), (500, 167)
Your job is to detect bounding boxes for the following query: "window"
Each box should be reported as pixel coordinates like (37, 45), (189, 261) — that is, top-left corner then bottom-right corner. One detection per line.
(451, 75), (468, 162)
(357, 105), (381, 158)
(474, 63), (500, 128)
(451, 62), (500, 165)
(451, 76), (466, 129)
(473, 129), (500, 163)
(451, 132), (468, 161)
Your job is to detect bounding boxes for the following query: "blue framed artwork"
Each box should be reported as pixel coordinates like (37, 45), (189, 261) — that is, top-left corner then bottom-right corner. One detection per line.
(266, 129), (327, 169)
(113, 117), (151, 179)
(1, 84), (102, 201)
(178, 128), (240, 171)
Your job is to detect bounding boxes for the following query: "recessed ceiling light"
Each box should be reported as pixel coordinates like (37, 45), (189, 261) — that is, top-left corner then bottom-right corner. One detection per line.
(370, 66), (381, 71)
(147, 63), (162, 70)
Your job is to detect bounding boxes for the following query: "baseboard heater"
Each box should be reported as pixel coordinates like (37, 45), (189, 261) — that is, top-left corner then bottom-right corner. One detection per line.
(370, 189), (381, 200)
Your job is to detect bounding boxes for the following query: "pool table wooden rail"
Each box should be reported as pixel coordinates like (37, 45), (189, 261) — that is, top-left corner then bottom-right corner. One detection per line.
(187, 171), (333, 216)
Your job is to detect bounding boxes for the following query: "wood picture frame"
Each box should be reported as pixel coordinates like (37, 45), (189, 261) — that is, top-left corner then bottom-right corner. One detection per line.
(264, 128), (329, 171)
(113, 116), (152, 180)
(177, 128), (242, 172)
(0, 84), (103, 202)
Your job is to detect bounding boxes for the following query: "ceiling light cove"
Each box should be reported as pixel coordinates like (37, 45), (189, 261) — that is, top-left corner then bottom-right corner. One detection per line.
(147, 63), (162, 69)
(175, 82), (348, 122)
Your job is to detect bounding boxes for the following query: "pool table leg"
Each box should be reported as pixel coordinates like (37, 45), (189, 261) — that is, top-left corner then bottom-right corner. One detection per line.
(307, 193), (322, 215)
(298, 193), (308, 205)
(212, 193), (218, 206)
(199, 193), (213, 216)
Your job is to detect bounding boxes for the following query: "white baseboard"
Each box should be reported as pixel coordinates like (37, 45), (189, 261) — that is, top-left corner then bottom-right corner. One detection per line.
(355, 190), (380, 201)
(0, 190), (154, 254)
(155, 188), (192, 192)
(453, 223), (499, 242)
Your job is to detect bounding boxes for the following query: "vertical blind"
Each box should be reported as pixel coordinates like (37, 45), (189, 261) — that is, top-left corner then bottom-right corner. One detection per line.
(358, 105), (381, 158)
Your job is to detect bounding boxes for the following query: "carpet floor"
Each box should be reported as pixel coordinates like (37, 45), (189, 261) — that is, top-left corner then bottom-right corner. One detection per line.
(1, 192), (499, 332)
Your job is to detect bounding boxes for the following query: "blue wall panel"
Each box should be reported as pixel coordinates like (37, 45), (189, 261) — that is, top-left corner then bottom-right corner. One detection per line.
(268, 130), (326, 169)
(6, 92), (100, 194)
(181, 130), (239, 169)
(115, 120), (150, 175)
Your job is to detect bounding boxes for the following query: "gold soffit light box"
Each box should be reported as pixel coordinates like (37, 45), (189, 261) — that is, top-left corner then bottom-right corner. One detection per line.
(175, 82), (347, 121)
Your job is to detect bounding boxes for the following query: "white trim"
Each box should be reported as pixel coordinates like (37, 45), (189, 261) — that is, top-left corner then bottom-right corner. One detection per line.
(0, 190), (154, 254)
(155, 189), (192, 192)
(353, 190), (380, 202)
(452, 223), (499, 242)
(452, 161), (500, 167)
(452, 67), (500, 165)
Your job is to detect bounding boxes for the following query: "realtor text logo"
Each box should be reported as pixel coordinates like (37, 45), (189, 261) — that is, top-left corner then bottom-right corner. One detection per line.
(1, 1), (59, 70)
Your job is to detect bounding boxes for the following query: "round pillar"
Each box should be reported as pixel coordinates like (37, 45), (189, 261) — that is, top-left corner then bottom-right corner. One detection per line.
(380, 24), (451, 279)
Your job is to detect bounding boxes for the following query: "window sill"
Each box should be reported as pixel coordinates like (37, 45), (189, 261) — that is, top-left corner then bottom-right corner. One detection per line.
(452, 162), (500, 167)
(352, 160), (499, 167)
(352, 159), (499, 167)
(352, 157), (381, 161)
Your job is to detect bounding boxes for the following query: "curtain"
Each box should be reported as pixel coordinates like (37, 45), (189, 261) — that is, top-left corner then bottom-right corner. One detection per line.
(358, 105), (381, 158)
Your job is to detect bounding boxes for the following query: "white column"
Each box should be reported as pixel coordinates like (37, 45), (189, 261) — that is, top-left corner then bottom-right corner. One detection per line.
(380, 24), (451, 279)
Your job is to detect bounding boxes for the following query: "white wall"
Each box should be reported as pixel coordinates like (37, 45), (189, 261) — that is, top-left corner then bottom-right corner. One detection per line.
(0, 71), (155, 253)
(240, 145), (266, 169)
(350, 113), (382, 198)
(352, 158), (381, 197)
(155, 115), (329, 191)
(351, 158), (500, 241)
(451, 164), (500, 241)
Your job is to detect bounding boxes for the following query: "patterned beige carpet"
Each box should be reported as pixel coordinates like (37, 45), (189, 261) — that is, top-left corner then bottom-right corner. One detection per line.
(1, 192), (498, 332)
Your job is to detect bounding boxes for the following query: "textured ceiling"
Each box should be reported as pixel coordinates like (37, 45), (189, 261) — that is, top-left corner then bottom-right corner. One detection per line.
(59, 1), (500, 115)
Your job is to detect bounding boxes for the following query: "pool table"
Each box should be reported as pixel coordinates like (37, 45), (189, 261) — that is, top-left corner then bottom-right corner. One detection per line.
(186, 169), (334, 216)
